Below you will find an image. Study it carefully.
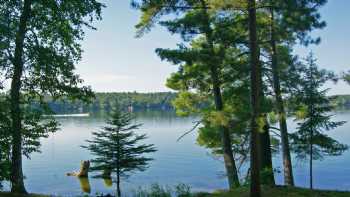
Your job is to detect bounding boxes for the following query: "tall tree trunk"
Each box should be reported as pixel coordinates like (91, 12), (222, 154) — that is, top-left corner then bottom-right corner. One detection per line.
(269, 8), (294, 186)
(258, 115), (275, 185)
(211, 67), (240, 188)
(257, 46), (274, 186)
(10, 0), (32, 193)
(199, 0), (240, 188)
(248, 0), (261, 196)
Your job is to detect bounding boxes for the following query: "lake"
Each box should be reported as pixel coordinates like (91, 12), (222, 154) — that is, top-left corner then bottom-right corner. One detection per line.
(7, 111), (350, 196)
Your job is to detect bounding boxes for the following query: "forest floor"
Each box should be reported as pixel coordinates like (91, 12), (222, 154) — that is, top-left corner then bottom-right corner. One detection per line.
(199, 186), (350, 197)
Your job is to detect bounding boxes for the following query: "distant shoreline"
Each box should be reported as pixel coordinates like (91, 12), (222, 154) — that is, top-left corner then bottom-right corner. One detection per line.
(45, 113), (90, 117)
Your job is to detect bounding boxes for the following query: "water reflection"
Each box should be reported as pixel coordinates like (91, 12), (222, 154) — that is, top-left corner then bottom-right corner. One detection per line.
(76, 177), (114, 194)
(20, 111), (350, 196)
(78, 177), (91, 193)
(103, 178), (113, 188)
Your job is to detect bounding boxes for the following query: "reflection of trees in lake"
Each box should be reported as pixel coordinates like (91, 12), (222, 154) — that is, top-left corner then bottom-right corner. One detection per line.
(78, 177), (91, 194)
(72, 176), (113, 194)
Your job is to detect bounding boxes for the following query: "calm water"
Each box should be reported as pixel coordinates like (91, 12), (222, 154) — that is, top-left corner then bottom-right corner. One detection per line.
(7, 111), (350, 196)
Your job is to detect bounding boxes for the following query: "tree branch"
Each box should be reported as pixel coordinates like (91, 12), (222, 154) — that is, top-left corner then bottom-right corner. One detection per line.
(177, 120), (201, 142)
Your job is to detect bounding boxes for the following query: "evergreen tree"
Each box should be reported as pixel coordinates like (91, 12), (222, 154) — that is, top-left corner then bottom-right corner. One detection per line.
(255, 0), (328, 186)
(132, 0), (243, 188)
(290, 53), (348, 190)
(82, 104), (157, 197)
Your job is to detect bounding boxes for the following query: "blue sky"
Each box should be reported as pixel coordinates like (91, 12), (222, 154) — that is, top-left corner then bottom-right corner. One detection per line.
(76, 0), (350, 95)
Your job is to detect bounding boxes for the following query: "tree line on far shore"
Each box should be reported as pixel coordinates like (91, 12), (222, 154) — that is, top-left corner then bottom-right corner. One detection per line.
(4, 92), (349, 115)
(0, 1), (350, 196)
(44, 92), (177, 114)
(30, 93), (350, 114)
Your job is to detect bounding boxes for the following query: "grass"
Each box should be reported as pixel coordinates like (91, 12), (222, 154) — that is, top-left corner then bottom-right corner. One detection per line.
(0, 192), (50, 197)
(197, 186), (350, 197)
(1, 186), (349, 197)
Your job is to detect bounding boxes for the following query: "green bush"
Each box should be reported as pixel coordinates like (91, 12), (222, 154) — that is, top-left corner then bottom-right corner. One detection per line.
(131, 183), (193, 197)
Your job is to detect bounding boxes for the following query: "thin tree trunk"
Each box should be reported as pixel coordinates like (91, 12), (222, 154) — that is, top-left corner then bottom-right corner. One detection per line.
(269, 8), (294, 187)
(116, 130), (121, 197)
(117, 172), (121, 197)
(10, 0), (32, 193)
(308, 65), (315, 191)
(310, 129), (313, 190)
(248, 0), (261, 196)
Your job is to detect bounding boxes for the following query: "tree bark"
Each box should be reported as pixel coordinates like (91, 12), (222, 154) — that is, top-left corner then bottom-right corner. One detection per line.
(199, 0), (240, 188)
(248, 0), (261, 196)
(310, 129), (313, 190)
(116, 130), (121, 197)
(269, 8), (294, 186)
(257, 47), (274, 186)
(117, 172), (121, 197)
(258, 115), (275, 185)
(10, 0), (32, 193)
(211, 67), (240, 188)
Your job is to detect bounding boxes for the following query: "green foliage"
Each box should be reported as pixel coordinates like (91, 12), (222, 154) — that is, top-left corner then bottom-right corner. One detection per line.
(132, 183), (192, 197)
(45, 92), (177, 114)
(0, 98), (11, 186)
(0, 0), (103, 100)
(330, 94), (350, 109)
(199, 186), (350, 197)
(132, 184), (172, 197)
(342, 70), (350, 85)
(172, 91), (206, 116)
(290, 53), (348, 161)
(82, 103), (157, 195)
(132, 0), (341, 193)
(0, 0), (104, 191)
(21, 106), (58, 158)
(0, 95), (58, 184)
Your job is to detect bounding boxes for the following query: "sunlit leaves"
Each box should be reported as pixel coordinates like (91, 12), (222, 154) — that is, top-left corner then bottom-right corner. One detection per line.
(208, 111), (230, 127)
(171, 91), (204, 116)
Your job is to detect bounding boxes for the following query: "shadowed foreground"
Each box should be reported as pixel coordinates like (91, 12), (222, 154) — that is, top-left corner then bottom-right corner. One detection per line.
(1, 186), (350, 197)
(200, 186), (350, 197)
(0, 192), (50, 197)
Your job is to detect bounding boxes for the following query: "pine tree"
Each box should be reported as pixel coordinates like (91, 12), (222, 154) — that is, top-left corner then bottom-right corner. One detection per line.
(259, 0), (328, 186)
(82, 104), (157, 197)
(132, 0), (242, 188)
(247, 0), (261, 196)
(291, 53), (348, 190)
